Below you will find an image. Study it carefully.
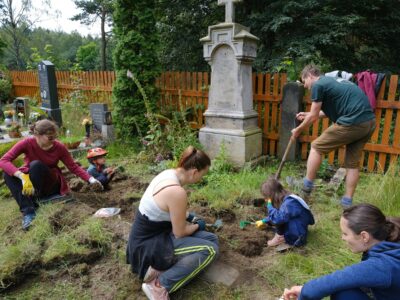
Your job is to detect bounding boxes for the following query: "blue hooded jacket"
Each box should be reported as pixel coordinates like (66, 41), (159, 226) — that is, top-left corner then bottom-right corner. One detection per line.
(300, 241), (400, 300)
(267, 194), (315, 246)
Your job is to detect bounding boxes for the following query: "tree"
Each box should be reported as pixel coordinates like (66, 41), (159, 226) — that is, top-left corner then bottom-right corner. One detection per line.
(0, 0), (55, 70)
(76, 41), (99, 70)
(0, 0), (32, 69)
(0, 37), (6, 58)
(156, 0), (400, 73)
(71, 0), (113, 71)
(157, 0), (223, 71)
(112, 0), (161, 138)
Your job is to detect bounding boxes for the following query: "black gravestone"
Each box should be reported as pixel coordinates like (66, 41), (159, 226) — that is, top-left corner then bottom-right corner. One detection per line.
(90, 103), (108, 131)
(38, 60), (62, 125)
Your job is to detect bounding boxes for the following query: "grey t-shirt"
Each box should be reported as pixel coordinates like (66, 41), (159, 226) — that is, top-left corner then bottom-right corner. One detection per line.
(311, 76), (375, 125)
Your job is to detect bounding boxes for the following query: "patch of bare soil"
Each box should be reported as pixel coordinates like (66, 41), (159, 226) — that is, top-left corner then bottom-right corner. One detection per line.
(3, 173), (297, 299)
(69, 175), (147, 221)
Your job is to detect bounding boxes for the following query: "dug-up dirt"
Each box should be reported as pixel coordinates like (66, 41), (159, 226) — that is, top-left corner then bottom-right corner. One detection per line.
(3, 173), (295, 299)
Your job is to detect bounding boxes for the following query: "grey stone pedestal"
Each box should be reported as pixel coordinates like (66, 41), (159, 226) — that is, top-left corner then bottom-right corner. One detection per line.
(199, 3), (261, 166)
(101, 124), (115, 143)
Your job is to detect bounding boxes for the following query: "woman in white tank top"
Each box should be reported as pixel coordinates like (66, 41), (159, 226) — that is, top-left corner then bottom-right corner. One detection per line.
(127, 146), (219, 300)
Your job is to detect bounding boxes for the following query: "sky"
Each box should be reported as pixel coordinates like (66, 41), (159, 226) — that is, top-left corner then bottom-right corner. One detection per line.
(31, 0), (108, 36)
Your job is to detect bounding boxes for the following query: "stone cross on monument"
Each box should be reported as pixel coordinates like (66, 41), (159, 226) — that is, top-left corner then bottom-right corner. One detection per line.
(199, 0), (262, 166)
(218, 0), (242, 23)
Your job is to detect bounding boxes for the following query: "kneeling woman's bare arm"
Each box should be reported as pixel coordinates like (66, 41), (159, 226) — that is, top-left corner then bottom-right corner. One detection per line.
(157, 185), (199, 238)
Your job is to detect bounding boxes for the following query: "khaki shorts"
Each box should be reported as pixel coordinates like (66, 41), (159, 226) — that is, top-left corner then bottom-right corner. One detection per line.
(312, 119), (376, 168)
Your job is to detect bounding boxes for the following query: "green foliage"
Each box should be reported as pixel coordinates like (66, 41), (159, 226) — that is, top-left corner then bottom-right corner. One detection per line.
(317, 159), (335, 181)
(0, 37), (5, 58)
(76, 42), (99, 70)
(61, 75), (90, 137)
(112, 0), (161, 138)
(127, 73), (201, 161)
(157, 0), (222, 71)
(26, 44), (71, 70)
(71, 0), (114, 70)
(155, 1), (400, 73)
(209, 142), (234, 174)
(0, 66), (12, 103)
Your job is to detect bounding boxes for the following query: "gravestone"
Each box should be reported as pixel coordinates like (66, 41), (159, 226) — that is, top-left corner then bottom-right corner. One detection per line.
(90, 103), (108, 131)
(38, 61), (62, 125)
(199, 0), (262, 166)
(13, 97), (30, 124)
(90, 103), (115, 142)
(278, 82), (304, 160)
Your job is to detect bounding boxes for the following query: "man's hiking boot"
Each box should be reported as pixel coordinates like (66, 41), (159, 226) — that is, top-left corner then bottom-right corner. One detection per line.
(22, 212), (36, 230)
(142, 277), (169, 300)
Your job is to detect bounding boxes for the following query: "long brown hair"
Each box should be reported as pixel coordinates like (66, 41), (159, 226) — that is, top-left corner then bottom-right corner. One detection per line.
(30, 119), (58, 136)
(260, 177), (289, 208)
(177, 146), (211, 171)
(343, 204), (400, 242)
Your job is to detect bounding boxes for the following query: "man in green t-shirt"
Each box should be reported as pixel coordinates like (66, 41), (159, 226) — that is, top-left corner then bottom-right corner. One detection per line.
(291, 64), (376, 208)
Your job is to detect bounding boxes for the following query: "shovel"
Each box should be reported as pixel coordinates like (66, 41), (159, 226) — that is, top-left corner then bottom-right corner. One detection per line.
(275, 137), (295, 180)
(239, 220), (255, 230)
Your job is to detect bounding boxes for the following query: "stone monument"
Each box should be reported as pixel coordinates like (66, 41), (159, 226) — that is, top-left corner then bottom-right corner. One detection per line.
(278, 82), (304, 160)
(199, 0), (262, 166)
(13, 97), (30, 124)
(90, 103), (115, 142)
(38, 61), (62, 125)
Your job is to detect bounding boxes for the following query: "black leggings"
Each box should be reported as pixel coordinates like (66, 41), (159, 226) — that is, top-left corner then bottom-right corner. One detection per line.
(4, 160), (60, 215)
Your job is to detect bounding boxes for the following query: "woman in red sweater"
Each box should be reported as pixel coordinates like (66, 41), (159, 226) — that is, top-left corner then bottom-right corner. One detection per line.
(0, 119), (102, 230)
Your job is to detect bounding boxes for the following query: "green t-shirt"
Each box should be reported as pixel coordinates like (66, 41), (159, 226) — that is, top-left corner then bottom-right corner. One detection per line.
(311, 76), (375, 125)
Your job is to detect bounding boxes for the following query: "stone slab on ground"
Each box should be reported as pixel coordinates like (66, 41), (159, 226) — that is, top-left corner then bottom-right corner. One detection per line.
(327, 167), (346, 191)
(200, 260), (240, 287)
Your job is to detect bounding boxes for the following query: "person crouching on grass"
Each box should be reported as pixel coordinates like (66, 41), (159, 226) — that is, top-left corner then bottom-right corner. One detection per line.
(256, 177), (315, 248)
(0, 119), (103, 230)
(126, 146), (219, 300)
(86, 147), (115, 189)
(283, 203), (400, 300)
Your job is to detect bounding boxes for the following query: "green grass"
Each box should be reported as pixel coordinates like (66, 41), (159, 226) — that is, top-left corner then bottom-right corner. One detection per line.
(1, 139), (399, 299)
(2, 281), (91, 300)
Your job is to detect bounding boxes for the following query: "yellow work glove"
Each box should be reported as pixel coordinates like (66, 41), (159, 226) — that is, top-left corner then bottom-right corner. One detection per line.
(255, 220), (267, 229)
(20, 173), (35, 196)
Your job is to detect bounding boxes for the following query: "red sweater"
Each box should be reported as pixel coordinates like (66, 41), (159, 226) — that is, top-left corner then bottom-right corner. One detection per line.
(0, 137), (91, 195)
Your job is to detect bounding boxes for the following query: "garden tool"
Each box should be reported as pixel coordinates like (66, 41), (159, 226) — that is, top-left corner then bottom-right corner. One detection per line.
(275, 137), (295, 180)
(239, 220), (256, 230)
(206, 219), (223, 231)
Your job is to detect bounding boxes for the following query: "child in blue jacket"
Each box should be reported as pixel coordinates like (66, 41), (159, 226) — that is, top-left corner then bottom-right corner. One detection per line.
(256, 177), (315, 247)
(87, 147), (115, 188)
(283, 204), (400, 300)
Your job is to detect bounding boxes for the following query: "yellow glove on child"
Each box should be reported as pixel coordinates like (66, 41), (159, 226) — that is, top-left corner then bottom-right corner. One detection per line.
(20, 173), (35, 196)
(255, 220), (267, 229)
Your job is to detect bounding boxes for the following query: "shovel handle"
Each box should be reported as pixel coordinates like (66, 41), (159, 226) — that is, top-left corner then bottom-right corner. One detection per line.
(275, 138), (295, 180)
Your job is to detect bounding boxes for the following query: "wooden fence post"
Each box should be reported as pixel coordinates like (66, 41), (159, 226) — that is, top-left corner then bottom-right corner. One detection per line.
(278, 82), (304, 160)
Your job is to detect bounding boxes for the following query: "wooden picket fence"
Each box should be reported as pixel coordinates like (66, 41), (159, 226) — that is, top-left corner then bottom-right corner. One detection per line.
(10, 70), (115, 106)
(157, 72), (400, 172)
(10, 70), (400, 172)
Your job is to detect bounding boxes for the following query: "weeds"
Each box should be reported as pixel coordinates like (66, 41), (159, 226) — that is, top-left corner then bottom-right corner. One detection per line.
(127, 71), (201, 161)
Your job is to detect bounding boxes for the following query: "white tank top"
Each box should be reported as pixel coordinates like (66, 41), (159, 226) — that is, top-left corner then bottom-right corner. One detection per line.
(138, 169), (180, 222)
